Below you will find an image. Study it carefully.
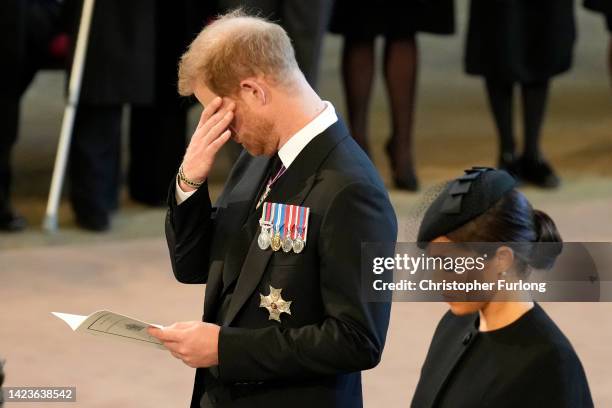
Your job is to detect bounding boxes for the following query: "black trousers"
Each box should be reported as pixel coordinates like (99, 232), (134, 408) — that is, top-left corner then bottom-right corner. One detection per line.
(69, 104), (123, 221)
(69, 103), (187, 219)
(0, 97), (21, 214)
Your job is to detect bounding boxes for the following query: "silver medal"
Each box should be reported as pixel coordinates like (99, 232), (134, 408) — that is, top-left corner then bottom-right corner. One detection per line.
(281, 235), (293, 252)
(292, 236), (305, 254)
(258, 222), (272, 250)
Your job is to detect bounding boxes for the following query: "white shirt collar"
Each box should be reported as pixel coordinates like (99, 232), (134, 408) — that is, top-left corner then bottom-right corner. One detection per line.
(277, 101), (338, 168)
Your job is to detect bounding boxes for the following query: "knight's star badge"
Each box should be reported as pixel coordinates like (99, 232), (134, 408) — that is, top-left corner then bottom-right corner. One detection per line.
(259, 286), (292, 322)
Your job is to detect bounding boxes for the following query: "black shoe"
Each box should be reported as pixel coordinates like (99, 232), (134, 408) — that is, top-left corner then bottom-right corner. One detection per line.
(0, 209), (27, 232)
(393, 172), (419, 191)
(75, 213), (110, 232)
(517, 156), (561, 189)
(385, 140), (396, 169)
(386, 138), (419, 192)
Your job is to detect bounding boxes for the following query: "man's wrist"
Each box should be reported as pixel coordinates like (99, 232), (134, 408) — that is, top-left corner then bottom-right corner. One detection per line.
(178, 164), (205, 190)
(178, 177), (197, 193)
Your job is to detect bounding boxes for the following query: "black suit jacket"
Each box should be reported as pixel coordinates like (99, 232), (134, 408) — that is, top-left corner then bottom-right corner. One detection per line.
(165, 120), (397, 408)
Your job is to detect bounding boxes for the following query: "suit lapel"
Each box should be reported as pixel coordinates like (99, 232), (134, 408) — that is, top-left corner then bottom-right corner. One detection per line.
(222, 120), (350, 326)
(203, 152), (273, 320)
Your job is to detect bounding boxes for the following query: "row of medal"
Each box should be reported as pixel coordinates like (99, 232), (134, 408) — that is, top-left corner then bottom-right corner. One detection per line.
(258, 202), (310, 254)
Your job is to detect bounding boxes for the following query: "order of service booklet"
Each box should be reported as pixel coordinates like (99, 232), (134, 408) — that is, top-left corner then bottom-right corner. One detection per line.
(52, 310), (165, 350)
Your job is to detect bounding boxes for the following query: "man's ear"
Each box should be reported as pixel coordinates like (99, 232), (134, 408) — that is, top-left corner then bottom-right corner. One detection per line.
(239, 78), (267, 105)
(494, 246), (515, 275)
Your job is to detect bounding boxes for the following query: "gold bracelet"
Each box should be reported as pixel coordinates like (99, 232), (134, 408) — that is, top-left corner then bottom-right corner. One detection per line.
(178, 165), (204, 189)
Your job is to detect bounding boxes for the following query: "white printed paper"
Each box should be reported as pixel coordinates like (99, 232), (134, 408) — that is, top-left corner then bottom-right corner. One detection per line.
(52, 310), (165, 350)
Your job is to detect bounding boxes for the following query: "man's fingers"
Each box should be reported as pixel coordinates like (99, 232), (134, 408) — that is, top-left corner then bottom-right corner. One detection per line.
(196, 100), (235, 136)
(197, 97), (223, 129)
(207, 130), (232, 155)
(202, 111), (234, 146)
(147, 326), (181, 342)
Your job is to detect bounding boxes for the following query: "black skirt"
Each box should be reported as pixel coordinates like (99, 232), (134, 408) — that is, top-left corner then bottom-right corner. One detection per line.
(329, 0), (455, 40)
(584, 0), (612, 31)
(465, 0), (576, 82)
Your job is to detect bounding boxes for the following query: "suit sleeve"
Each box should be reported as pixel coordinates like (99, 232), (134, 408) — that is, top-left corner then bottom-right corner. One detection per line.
(217, 182), (398, 382)
(165, 179), (216, 284)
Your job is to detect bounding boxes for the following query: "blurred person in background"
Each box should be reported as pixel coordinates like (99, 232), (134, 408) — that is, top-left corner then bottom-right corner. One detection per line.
(65, 0), (211, 231)
(0, 0), (65, 232)
(584, 0), (612, 87)
(129, 1), (215, 207)
(330, 0), (455, 191)
(465, 0), (576, 189)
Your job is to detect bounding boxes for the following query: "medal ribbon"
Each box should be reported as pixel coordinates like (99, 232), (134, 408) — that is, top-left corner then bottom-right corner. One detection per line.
(283, 205), (292, 239)
(289, 205), (298, 239)
(302, 207), (310, 242)
(274, 203), (283, 235)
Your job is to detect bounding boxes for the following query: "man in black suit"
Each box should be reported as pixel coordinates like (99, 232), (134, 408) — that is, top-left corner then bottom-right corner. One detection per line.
(148, 10), (397, 408)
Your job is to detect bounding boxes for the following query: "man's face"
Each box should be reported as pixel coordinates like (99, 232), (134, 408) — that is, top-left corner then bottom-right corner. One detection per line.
(194, 82), (276, 156)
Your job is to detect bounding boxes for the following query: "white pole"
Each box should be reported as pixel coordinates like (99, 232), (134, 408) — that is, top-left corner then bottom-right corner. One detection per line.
(43, 0), (95, 232)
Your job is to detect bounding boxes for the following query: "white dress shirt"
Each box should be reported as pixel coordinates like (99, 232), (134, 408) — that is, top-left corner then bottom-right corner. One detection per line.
(176, 101), (338, 204)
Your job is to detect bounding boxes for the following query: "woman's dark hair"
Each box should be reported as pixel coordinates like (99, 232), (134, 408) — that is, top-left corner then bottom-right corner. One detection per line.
(447, 189), (562, 270)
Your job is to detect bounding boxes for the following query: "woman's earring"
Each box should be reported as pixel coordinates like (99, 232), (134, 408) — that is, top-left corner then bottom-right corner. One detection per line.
(499, 270), (507, 276)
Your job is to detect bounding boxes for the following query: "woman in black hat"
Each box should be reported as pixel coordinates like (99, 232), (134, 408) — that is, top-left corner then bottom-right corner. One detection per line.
(411, 167), (593, 408)
(465, 0), (575, 188)
(329, 0), (455, 191)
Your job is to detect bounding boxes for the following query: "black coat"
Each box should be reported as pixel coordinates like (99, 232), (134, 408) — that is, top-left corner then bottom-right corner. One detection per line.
(465, 0), (576, 82)
(0, 0), (63, 97)
(64, 0), (155, 105)
(412, 303), (593, 408)
(64, 0), (211, 105)
(329, 0), (455, 38)
(165, 120), (397, 408)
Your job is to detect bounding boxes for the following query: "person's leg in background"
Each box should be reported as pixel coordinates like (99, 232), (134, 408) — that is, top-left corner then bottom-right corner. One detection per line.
(340, 36), (376, 154)
(484, 78), (516, 174)
(383, 34), (419, 191)
(129, 104), (187, 206)
(69, 104), (122, 231)
(518, 80), (559, 188)
(0, 97), (27, 231)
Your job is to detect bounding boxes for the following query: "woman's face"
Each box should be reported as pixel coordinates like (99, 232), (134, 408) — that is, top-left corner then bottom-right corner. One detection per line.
(430, 236), (514, 316)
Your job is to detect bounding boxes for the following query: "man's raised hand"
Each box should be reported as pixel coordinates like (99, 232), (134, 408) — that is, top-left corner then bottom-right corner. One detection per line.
(179, 97), (235, 192)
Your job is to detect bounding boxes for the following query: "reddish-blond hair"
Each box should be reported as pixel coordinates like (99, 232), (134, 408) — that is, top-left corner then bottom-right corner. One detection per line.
(178, 9), (299, 96)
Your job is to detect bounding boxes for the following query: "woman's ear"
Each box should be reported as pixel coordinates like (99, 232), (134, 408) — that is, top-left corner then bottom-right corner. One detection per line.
(239, 78), (267, 105)
(494, 246), (515, 275)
